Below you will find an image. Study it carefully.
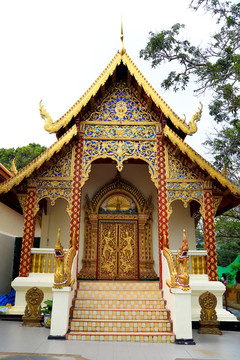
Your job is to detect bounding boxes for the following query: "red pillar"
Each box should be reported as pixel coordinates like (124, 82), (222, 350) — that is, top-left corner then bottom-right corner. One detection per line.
(157, 135), (169, 286)
(19, 188), (36, 277)
(69, 134), (84, 248)
(203, 187), (218, 281)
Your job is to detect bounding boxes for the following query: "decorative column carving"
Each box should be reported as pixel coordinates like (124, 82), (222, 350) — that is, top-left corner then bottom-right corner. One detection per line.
(19, 188), (36, 277)
(157, 135), (169, 283)
(203, 183), (218, 281)
(69, 134), (84, 248)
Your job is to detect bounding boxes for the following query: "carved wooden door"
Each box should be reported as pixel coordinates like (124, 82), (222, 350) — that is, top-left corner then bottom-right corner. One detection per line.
(98, 221), (138, 280)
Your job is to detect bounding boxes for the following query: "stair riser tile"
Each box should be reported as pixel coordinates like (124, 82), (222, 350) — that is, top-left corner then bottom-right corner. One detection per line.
(76, 290), (162, 300)
(70, 322), (172, 333)
(78, 282), (160, 291)
(72, 310), (169, 321)
(74, 299), (165, 308)
(66, 333), (175, 343)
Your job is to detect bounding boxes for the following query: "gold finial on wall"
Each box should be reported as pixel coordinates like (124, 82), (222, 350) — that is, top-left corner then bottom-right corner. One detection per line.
(120, 17), (126, 55)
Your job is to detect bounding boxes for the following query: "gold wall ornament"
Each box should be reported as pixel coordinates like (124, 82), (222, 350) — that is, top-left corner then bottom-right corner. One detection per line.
(86, 83), (157, 124)
(199, 291), (222, 335)
(163, 230), (190, 291)
(22, 287), (44, 327)
(106, 195), (131, 211)
(81, 139), (158, 188)
(212, 196), (223, 216)
(17, 193), (27, 214)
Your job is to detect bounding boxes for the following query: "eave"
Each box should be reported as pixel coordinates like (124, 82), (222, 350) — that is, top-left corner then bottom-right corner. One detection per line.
(164, 125), (240, 202)
(0, 125), (78, 195)
(41, 52), (202, 138)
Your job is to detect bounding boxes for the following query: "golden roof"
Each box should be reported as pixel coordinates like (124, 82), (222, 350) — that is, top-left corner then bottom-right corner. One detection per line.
(0, 125), (77, 195)
(40, 51), (202, 136)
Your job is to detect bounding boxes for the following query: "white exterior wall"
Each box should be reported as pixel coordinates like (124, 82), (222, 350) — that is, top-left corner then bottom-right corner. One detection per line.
(40, 198), (70, 249)
(168, 200), (196, 250)
(79, 163), (160, 276)
(0, 202), (40, 293)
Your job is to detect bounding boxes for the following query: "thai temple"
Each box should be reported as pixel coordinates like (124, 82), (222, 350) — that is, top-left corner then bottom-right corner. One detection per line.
(0, 30), (240, 343)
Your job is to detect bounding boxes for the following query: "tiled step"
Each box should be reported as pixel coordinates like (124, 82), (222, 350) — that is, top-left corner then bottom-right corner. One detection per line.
(69, 319), (172, 332)
(74, 298), (166, 309)
(68, 281), (175, 343)
(76, 289), (163, 300)
(78, 281), (160, 291)
(72, 308), (170, 320)
(66, 331), (175, 343)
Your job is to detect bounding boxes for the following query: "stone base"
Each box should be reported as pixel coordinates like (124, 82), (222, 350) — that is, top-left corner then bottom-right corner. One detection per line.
(199, 320), (222, 335)
(9, 273), (54, 315)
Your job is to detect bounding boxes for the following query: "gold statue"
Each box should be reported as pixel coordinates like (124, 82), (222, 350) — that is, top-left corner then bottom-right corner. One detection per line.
(163, 230), (190, 291)
(53, 228), (77, 289)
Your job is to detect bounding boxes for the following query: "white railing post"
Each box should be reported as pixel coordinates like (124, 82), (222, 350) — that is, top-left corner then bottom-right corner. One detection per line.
(49, 251), (78, 338)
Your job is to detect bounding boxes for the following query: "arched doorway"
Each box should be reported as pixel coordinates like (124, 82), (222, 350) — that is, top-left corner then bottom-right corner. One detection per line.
(78, 173), (158, 280)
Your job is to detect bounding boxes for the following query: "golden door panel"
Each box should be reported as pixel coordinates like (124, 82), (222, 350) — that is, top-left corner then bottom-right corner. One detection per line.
(98, 221), (138, 280)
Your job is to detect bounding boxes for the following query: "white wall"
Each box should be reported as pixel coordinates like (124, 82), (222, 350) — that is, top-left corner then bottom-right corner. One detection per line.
(79, 163), (160, 276)
(0, 202), (40, 294)
(0, 233), (15, 293)
(168, 200), (196, 250)
(40, 198), (70, 249)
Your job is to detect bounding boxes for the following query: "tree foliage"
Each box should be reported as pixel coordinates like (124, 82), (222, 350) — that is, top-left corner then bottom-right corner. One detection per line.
(0, 143), (46, 171)
(215, 207), (240, 266)
(140, 0), (240, 180)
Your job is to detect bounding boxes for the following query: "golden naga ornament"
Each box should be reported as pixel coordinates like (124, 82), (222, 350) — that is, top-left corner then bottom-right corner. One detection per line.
(10, 158), (18, 175)
(163, 230), (190, 291)
(53, 228), (77, 289)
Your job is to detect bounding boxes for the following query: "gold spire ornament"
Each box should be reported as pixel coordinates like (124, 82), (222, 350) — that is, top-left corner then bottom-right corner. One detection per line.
(120, 18), (126, 55)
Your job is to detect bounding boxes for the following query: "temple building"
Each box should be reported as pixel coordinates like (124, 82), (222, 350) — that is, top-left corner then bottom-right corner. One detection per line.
(0, 35), (240, 343)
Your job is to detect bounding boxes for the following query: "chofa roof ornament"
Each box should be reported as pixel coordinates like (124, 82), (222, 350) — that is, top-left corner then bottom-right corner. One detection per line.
(119, 17), (126, 56)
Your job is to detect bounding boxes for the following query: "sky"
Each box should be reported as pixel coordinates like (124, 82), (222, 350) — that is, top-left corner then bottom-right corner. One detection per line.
(0, 0), (218, 158)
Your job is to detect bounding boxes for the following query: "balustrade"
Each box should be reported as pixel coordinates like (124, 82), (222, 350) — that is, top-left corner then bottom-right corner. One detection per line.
(171, 250), (207, 275)
(30, 248), (66, 274)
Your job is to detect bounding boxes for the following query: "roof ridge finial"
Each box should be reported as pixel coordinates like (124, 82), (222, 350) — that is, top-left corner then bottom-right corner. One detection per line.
(120, 17), (126, 55)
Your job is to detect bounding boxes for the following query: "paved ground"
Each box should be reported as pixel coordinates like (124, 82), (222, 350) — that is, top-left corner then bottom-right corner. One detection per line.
(0, 320), (239, 360)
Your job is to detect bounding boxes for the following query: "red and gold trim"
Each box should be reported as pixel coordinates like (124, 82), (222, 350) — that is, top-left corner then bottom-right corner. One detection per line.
(203, 188), (218, 281)
(69, 135), (84, 248)
(157, 136), (169, 250)
(19, 188), (36, 277)
(157, 136), (169, 287)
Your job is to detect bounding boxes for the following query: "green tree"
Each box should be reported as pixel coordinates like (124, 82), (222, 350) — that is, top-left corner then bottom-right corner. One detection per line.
(140, 0), (240, 181)
(215, 207), (240, 266)
(0, 143), (47, 171)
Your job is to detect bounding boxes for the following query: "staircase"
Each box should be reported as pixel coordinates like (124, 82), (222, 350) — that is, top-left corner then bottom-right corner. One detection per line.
(66, 281), (175, 343)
